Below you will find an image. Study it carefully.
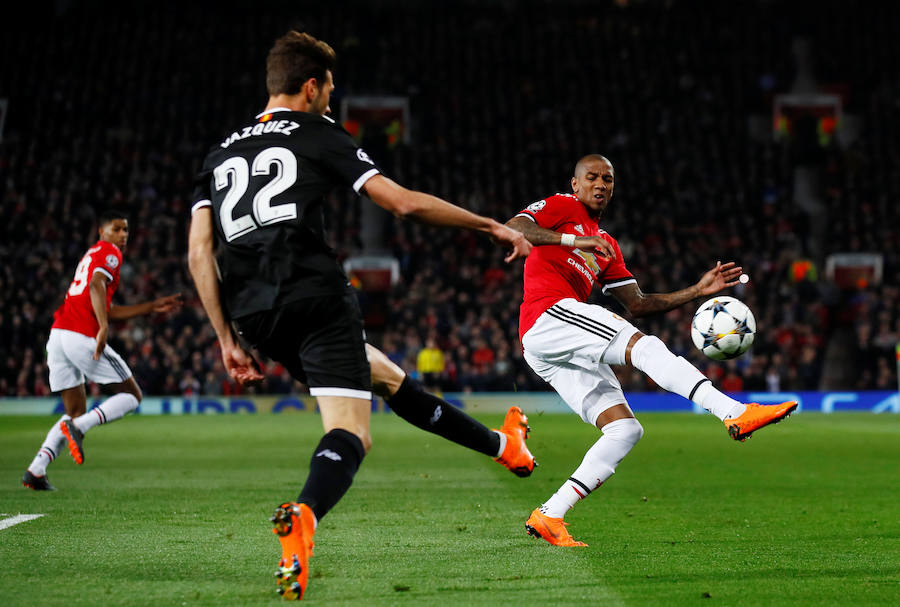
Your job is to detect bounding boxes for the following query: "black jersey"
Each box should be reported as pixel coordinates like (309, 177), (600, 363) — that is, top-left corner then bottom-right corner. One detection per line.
(192, 109), (381, 319)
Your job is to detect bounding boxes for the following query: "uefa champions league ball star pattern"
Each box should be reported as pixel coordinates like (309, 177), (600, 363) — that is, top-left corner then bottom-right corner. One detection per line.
(690, 296), (756, 360)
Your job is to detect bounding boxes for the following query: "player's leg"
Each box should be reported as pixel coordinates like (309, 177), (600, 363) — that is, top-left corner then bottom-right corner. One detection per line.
(22, 390), (78, 490)
(624, 332), (797, 440)
(271, 396), (369, 601)
(245, 292), (371, 600)
(524, 361), (644, 546)
(269, 395), (369, 601)
(533, 401), (643, 517)
(58, 335), (140, 464)
(70, 376), (142, 434)
(302, 395), (371, 517)
(367, 344), (535, 476)
(23, 331), (85, 488)
(521, 300), (645, 545)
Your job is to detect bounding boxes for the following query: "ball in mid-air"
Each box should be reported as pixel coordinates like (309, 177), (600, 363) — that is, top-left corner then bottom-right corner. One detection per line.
(690, 296), (756, 360)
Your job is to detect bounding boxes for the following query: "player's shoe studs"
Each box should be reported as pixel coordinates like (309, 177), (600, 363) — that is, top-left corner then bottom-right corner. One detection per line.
(271, 502), (315, 601)
(494, 406), (538, 477)
(22, 470), (56, 491)
(60, 420), (85, 465)
(525, 508), (587, 547)
(725, 401), (798, 442)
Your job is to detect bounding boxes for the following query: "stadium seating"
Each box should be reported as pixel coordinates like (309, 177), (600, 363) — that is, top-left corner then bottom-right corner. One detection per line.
(0, 0), (896, 396)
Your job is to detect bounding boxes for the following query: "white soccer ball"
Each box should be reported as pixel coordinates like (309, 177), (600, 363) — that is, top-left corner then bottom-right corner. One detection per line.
(690, 296), (756, 360)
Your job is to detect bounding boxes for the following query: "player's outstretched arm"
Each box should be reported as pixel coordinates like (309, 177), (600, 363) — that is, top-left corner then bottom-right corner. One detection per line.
(188, 207), (263, 384)
(363, 175), (531, 262)
(108, 294), (183, 320)
(609, 261), (743, 318)
(505, 216), (615, 259)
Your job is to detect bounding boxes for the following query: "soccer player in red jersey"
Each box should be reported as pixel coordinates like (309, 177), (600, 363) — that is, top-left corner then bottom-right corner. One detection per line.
(506, 155), (797, 547)
(21, 210), (181, 491)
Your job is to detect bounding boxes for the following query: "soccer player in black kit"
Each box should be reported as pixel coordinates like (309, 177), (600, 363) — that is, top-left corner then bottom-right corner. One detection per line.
(188, 31), (533, 600)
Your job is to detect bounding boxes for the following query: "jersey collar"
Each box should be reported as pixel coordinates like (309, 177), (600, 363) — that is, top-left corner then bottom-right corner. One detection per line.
(255, 107), (292, 119)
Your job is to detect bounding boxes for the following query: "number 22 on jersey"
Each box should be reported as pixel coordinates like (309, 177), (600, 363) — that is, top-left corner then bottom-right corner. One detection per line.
(215, 146), (299, 242)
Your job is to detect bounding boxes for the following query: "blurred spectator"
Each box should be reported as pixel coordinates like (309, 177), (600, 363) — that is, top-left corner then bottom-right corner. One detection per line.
(416, 336), (445, 390)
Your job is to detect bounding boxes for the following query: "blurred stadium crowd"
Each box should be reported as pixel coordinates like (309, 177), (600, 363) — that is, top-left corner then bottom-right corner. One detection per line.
(1, 0), (897, 397)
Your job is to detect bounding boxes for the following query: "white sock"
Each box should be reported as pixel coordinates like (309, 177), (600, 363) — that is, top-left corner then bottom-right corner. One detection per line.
(28, 415), (71, 476)
(630, 336), (745, 421)
(493, 430), (507, 458)
(74, 393), (139, 433)
(540, 418), (644, 518)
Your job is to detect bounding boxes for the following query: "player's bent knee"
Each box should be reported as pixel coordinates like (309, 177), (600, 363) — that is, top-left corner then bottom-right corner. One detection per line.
(628, 334), (670, 371)
(602, 417), (644, 446)
(366, 344), (405, 397)
(625, 419), (645, 443)
(120, 377), (142, 402)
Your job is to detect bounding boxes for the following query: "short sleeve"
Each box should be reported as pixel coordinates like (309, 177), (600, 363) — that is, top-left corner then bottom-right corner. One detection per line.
(514, 196), (569, 230)
(93, 244), (122, 282)
(315, 120), (381, 193)
(191, 165), (213, 216)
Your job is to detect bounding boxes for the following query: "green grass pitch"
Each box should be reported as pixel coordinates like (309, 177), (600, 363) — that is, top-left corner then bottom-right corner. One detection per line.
(1, 412), (898, 606)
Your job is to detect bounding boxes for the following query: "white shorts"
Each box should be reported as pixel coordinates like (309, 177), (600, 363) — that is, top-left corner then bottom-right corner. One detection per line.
(46, 329), (133, 392)
(522, 299), (640, 425)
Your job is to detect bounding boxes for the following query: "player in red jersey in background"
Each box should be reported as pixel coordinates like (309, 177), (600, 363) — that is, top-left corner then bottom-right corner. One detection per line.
(21, 209), (181, 490)
(506, 155), (797, 547)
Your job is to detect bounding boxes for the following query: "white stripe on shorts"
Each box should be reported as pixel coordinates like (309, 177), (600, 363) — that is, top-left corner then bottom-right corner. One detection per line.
(522, 299), (639, 424)
(309, 387), (372, 400)
(545, 304), (618, 340)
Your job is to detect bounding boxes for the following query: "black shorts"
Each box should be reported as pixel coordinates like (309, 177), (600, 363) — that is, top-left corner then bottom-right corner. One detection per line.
(233, 290), (371, 398)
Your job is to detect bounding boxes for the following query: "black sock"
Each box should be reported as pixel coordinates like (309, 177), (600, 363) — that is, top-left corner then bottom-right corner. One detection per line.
(297, 429), (365, 522)
(386, 377), (501, 457)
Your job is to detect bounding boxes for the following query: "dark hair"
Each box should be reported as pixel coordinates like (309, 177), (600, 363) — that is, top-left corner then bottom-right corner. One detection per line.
(97, 208), (128, 226)
(266, 31), (337, 96)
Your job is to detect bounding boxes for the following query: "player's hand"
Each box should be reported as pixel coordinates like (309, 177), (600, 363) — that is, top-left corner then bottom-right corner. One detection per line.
(221, 341), (264, 385)
(490, 222), (532, 262)
(696, 261), (743, 296)
(574, 236), (616, 259)
(93, 325), (109, 360)
(152, 293), (183, 314)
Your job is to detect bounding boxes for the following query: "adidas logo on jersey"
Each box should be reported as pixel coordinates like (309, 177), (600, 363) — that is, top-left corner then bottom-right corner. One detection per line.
(574, 225), (584, 235)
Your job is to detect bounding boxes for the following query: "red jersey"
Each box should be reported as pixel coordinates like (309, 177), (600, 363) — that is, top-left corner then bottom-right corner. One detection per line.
(516, 193), (636, 339)
(52, 240), (122, 338)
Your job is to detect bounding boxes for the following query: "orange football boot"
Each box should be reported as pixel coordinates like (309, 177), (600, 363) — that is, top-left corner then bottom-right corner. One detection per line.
(493, 406), (537, 477)
(271, 502), (316, 601)
(60, 420), (85, 464)
(725, 401), (798, 442)
(525, 509), (587, 547)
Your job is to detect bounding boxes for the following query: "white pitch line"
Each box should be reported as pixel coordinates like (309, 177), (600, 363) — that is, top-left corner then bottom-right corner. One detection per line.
(0, 514), (45, 531)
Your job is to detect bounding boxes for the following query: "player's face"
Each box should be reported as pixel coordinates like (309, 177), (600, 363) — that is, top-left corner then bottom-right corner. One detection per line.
(311, 70), (335, 116)
(99, 219), (128, 248)
(571, 158), (614, 217)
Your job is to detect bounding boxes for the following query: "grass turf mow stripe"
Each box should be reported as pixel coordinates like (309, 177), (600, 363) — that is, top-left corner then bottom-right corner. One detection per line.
(1, 413), (898, 606)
